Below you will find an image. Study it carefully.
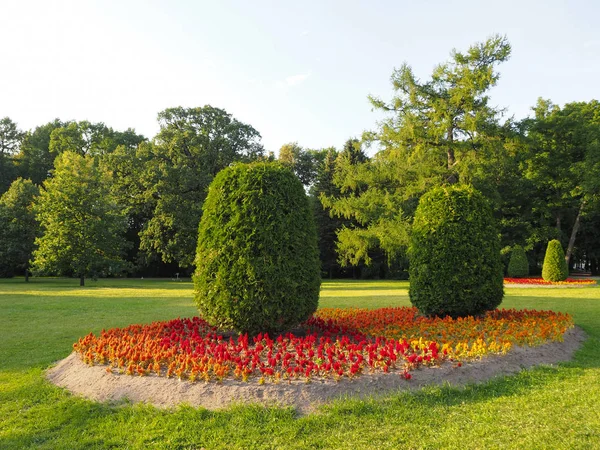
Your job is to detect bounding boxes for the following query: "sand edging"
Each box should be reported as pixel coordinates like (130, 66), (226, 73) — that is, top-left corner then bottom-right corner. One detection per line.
(46, 326), (586, 415)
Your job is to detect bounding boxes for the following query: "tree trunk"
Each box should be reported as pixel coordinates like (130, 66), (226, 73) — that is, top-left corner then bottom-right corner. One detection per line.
(446, 126), (458, 184)
(591, 258), (599, 276)
(80, 275), (85, 287)
(556, 214), (561, 232)
(565, 200), (586, 266)
(25, 270), (29, 283)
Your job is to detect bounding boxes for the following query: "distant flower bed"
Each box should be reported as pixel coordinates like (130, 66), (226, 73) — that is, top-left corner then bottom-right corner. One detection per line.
(504, 277), (596, 286)
(73, 307), (573, 383)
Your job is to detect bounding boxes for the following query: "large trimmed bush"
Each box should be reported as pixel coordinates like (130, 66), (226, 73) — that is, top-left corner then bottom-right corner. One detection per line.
(194, 162), (321, 334)
(542, 239), (569, 282)
(507, 245), (529, 278)
(409, 185), (504, 317)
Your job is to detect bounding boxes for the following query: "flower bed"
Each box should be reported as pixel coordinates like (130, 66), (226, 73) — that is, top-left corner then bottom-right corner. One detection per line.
(504, 277), (596, 286)
(73, 307), (573, 383)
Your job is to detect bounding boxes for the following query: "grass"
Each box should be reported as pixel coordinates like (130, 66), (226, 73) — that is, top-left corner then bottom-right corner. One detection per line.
(1, 277), (599, 449)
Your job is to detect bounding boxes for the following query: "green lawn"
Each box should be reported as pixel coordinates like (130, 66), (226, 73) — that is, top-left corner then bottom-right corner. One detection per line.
(1, 278), (600, 449)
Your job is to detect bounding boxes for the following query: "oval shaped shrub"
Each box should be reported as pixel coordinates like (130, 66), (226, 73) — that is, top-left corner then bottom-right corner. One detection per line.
(409, 185), (504, 317)
(507, 245), (529, 278)
(542, 239), (568, 282)
(194, 162), (321, 334)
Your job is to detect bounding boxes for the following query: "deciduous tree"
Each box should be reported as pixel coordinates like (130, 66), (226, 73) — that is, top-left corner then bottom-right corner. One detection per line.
(32, 152), (129, 286)
(138, 106), (264, 269)
(0, 178), (39, 280)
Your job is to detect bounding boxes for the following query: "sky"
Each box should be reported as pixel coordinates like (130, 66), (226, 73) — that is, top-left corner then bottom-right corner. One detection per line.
(1, 0), (599, 155)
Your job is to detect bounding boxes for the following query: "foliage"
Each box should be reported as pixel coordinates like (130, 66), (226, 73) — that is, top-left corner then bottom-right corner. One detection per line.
(194, 162), (321, 334)
(0, 178), (39, 279)
(14, 119), (65, 185)
(31, 152), (129, 285)
(0, 117), (24, 194)
(542, 239), (569, 282)
(0, 116), (25, 155)
(48, 120), (144, 157)
(279, 142), (333, 187)
(409, 185), (504, 317)
(523, 100), (600, 263)
(139, 106), (264, 268)
(324, 36), (512, 265)
(507, 245), (529, 278)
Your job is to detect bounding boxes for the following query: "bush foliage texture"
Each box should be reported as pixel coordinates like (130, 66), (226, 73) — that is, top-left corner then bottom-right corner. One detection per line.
(542, 239), (569, 282)
(507, 245), (529, 278)
(409, 185), (504, 317)
(194, 162), (321, 334)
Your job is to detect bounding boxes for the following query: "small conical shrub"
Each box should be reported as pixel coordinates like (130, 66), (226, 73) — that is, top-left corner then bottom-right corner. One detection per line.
(194, 162), (321, 335)
(507, 245), (529, 278)
(409, 185), (504, 318)
(542, 239), (568, 282)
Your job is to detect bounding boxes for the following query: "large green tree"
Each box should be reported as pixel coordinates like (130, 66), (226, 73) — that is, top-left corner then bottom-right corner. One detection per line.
(324, 36), (512, 265)
(0, 178), (39, 280)
(137, 106), (264, 269)
(32, 152), (129, 286)
(15, 119), (65, 185)
(278, 142), (329, 187)
(0, 117), (24, 194)
(523, 99), (600, 265)
(48, 121), (145, 157)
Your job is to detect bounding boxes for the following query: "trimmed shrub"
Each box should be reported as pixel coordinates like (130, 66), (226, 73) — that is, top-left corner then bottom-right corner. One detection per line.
(507, 245), (529, 278)
(193, 162), (321, 334)
(409, 185), (504, 317)
(542, 240), (568, 282)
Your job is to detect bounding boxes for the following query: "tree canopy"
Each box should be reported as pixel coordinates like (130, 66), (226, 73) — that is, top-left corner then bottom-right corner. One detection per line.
(323, 35), (512, 265)
(32, 152), (129, 285)
(0, 178), (39, 279)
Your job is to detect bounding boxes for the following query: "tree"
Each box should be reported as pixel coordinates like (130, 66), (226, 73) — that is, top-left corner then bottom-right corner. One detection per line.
(542, 239), (569, 282)
(194, 162), (320, 334)
(312, 148), (341, 277)
(278, 142), (329, 187)
(523, 99), (600, 266)
(0, 117), (25, 155)
(15, 119), (65, 185)
(100, 141), (156, 274)
(139, 106), (264, 269)
(367, 34), (511, 184)
(0, 178), (39, 280)
(0, 117), (24, 194)
(324, 36), (512, 266)
(409, 185), (504, 317)
(32, 152), (129, 286)
(48, 120), (144, 158)
(507, 245), (529, 278)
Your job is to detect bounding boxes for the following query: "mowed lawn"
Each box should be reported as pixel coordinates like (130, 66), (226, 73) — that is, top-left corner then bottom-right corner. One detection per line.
(1, 278), (600, 449)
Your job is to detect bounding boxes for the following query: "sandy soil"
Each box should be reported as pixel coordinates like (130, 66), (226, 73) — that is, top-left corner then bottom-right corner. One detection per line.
(46, 327), (586, 415)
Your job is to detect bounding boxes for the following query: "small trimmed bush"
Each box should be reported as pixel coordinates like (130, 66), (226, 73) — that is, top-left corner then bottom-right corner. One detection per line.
(409, 185), (504, 317)
(194, 162), (321, 334)
(542, 240), (568, 282)
(507, 245), (529, 278)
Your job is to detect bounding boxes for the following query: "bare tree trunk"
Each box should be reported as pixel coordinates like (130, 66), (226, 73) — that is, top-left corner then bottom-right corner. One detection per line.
(565, 200), (586, 266)
(25, 269), (29, 283)
(80, 275), (85, 287)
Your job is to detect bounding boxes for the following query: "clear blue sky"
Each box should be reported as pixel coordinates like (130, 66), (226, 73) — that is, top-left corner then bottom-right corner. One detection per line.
(1, 0), (599, 155)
